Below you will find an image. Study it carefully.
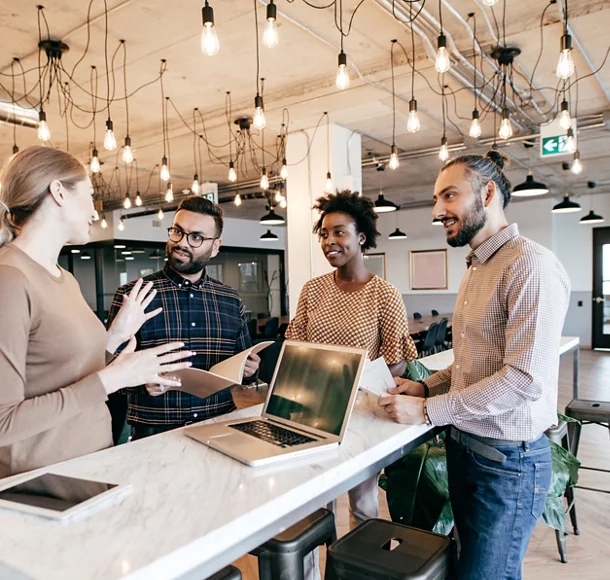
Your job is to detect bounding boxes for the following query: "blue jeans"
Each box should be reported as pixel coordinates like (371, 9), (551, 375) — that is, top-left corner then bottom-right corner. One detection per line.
(446, 432), (552, 580)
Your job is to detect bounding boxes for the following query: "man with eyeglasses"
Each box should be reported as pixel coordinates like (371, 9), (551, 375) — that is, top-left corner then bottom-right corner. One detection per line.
(108, 196), (260, 441)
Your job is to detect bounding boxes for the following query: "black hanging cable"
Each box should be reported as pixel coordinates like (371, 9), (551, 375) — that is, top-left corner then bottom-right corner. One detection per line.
(122, 40), (129, 137)
(410, 3), (416, 100)
(391, 40), (397, 146)
(10, 59), (18, 153)
(254, 0), (261, 95)
(160, 61), (167, 158)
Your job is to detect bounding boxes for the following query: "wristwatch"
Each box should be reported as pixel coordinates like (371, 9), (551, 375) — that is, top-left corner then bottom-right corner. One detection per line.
(422, 399), (433, 426)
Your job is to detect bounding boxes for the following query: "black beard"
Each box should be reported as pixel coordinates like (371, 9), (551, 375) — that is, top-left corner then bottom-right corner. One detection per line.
(447, 197), (486, 248)
(165, 243), (214, 275)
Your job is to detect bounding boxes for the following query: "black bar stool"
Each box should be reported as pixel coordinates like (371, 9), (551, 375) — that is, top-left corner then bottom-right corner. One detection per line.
(250, 508), (336, 580)
(325, 518), (451, 580)
(206, 564), (241, 580)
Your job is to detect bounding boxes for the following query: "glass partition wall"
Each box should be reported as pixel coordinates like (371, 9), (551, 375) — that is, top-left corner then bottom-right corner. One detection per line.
(60, 241), (287, 325)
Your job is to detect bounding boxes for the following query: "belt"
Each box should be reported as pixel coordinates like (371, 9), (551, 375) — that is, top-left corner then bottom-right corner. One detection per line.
(449, 427), (531, 463)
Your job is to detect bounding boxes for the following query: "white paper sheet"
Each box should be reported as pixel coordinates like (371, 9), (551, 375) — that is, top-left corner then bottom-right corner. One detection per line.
(358, 357), (395, 397)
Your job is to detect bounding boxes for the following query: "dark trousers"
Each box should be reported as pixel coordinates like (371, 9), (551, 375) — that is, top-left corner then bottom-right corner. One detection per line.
(131, 423), (188, 441)
(446, 431), (552, 580)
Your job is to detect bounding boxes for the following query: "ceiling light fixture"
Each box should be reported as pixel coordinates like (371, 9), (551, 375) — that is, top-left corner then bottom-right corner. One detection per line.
(407, 98), (420, 134)
(482, 0), (500, 6)
(90, 148), (101, 173)
(389, 40), (400, 170)
(118, 217), (125, 231)
(389, 144), (399, 171)
(260, 229), (279, 241)
(120, 41), (134, 163)
(157, 208), (164, 220)
(557, 34), (575, 80)
(101, 214), (108, 229)
(336, 50), (350, 90)
(260, 167), (269, 190)
(165, 182), (173, 203)
(435, 34), (450, 74)
(373, 192), (397, 213)
(512, 173), (549, 197)
(234, 193), (242, 206)
(123, 193), (132, 209)
(260, 208), (285, 225)
(552, 193), (581, 213)
(263, 1), (279, 48)
(389, 227), (407, 240)
(71, 249), (80, 254)
(201, 0), (220, 56)
(559, 99), (572, 131)
(135, 191), (143, 206)
(228, 160), (237, 182)
(571, 151), (583, 175)
(80, 252), (91, 260)
(37, 109), (50, 142)
(192, 174), (200, 194)
(565, 127), (577, 153)
(104, 118), (117, 151)
(439, 136), (449, 162)
(580, 209), (604, 224)
(469, 109), (482, 138)
(280, 158), (288, 179)
(253, 94), (266, 130)
(499, 108), (513, 140)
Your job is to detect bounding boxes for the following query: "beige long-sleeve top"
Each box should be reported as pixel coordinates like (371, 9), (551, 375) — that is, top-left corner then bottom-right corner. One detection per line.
(0, 243), (112, 478)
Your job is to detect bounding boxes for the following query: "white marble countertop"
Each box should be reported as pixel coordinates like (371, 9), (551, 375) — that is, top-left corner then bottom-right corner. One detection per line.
(421, 335), (579, 371)
(0, 394), (434, 580)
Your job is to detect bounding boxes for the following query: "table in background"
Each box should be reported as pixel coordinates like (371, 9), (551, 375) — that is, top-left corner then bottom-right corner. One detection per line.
(409, 313), (453, 335)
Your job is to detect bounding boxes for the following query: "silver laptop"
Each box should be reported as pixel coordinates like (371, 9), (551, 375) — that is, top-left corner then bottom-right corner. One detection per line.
(185, 341), (367, 467)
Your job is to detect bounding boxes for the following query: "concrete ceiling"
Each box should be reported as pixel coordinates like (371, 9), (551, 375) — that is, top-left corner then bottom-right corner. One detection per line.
(0, 0), (609, 223)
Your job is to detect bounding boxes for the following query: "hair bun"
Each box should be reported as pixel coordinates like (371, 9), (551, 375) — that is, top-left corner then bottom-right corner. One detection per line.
(485, 149), (508, 169)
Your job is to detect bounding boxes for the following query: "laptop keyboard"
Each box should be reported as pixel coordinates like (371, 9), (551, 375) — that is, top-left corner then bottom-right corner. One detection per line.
(229, 420), (316, 448)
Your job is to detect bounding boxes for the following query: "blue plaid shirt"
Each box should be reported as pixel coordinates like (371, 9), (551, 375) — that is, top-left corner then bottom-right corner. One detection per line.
(108, 264), (252, 426)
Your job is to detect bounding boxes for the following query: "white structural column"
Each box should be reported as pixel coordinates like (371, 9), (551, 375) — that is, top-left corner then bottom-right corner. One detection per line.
(285, 123), (362, 317)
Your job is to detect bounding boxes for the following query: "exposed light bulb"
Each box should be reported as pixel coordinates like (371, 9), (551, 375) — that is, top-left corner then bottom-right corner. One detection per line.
(499, 109), (513, 140)
(559, 100), (572, 131)
(565, 128), (577, 154)
(571, 151), (583, 175)
(389, 144), (399, 170)
(469, 110), (482, 138)
(135, 192), (143, 206)
(279, 196), (287, 209)
(157, 208), (164, 220)
(557, 35), (575, 80)
(406, 99), (420, 133)
(192, 174), (200, 194)
(253, 94), (266, 130)
(260, 168), (269, 190)
(439, 137), (449, 162)
(263, 1), (279, 48)
(122, 136), (134, 163)
(435, 35), (450, 74)
(324, 171), (334, 194)
(165, 182), (174, 203)
(93, 210), (99, 222)
(104, 119), (117, 151)
(234, 193), (242, 207)
(336, 51), (350, 90)
(123, 194), (132, 209)
(201, 1), (220, 56)
(160, 156), (170, 182)
(228, 161), (237, 182)
(482, 0), (499, 5)
(101, 215), (108, 229)
(280, 159), (288, 179)
(90, 149), (101, 173)
(274, 190), (283, 203)
(37, 110), (51, 142)
(118, 218), (125, 232)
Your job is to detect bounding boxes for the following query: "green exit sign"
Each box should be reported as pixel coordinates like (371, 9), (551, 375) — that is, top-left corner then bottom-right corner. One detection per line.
(539, 118), (577, 158)
(541, 135), (570, 156)
(202, 192), (216, 203)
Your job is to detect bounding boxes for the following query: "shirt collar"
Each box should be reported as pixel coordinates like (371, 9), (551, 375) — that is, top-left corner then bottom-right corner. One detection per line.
(162, 262), (207, 289)
(466, 223), (519, 266)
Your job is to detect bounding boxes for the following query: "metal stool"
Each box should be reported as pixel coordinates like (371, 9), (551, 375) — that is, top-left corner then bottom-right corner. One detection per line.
(545, 421), (578, 563)
(250, 508), (336, 580)
(325, 518), (451, 580)
(565, 399), (610, 495)
(206, 564), (241, 580)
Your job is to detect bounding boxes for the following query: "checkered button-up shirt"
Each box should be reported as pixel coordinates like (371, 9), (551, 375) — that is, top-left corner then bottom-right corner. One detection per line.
(107, 264), (252, 426)
(425, 224), (571, 441)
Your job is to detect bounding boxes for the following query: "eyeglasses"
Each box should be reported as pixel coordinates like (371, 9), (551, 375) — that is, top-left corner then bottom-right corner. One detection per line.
(167, 227), (217, 248)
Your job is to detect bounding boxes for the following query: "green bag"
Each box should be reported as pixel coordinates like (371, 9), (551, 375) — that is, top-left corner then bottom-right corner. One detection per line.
(403, 359), (434, 382)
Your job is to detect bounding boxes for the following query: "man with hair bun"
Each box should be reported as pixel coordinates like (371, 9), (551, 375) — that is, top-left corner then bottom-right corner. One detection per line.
(380, 151), (571, 579)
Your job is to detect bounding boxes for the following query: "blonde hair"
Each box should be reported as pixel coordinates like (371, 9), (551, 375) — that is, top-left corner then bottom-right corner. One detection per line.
(0, 146), (87, 247)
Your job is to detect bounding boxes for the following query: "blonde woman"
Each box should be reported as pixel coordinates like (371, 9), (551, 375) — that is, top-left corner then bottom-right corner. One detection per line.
(0, 146), (193, 478)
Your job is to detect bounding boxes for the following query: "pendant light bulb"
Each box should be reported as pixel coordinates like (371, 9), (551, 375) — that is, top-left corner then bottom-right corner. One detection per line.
(165, 182), (174, 203)
(118, 217), (125, 232)
(157, 208), (164, 220)
(122, 136), (134, 163)
(571, 151), (583, 175)
(559, 100), (572, 131)
(104, 119), (117, 151)
(324, 171), (334, 194)
(260, 168), (269, 190)
(279, 196), (287, 209)
(228, 161), (237, 182)
(90, 149), (101, 174)
(160, 156), (170, 182)
(37, 110), (51, 142)
(101, 214), (108, 229)
(123, 193), (132, 210)
(439, 137), (449, 162)
(263, 1), (279, 48)
(192, 174), (200, 194)
(435, 35), (450, 74)
(499, 109), (513, 140)
(234, 193), (242, 207)
(566, 128), (577, 154)
(135, 192), (143, 206)
(482, 0), (500, 5)
(280, 159), (288, 180)
(407, 99), (420, 133)
(389, 144), (399, 170)
(253, 94), (266, 130)
(201, 1), (220, 56)
(469, 109), (482, 138)
(336, 51), (350, 90)
(557, 35), (575, 80)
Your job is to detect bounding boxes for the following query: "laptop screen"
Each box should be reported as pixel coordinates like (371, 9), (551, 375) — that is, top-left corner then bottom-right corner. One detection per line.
(265, 343), (363, 436)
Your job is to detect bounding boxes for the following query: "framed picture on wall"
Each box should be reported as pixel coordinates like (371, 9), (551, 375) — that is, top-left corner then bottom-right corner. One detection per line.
(409, 249), (448, 290)
(363, 253), (386, 280)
